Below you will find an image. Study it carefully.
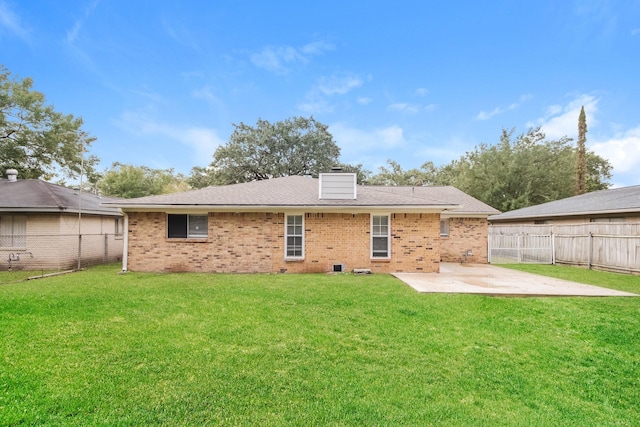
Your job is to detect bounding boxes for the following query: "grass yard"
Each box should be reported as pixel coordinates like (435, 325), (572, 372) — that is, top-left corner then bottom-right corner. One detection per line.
(498, 263), (640, 294)
(1, 264), (639, 426)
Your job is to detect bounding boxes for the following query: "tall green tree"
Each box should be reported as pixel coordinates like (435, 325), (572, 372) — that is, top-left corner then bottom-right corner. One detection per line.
(196, 116), (341, 185)
(575, 105), (587, 195)
(98, 163), (189, 198)
(433, 128), (611, 211)
(0, 65), (98, 182)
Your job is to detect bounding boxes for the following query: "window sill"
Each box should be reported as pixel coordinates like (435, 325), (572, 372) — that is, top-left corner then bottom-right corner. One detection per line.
(284, 257), (305, 262)
(371, 258), (391, 263)
(0, 247), (27, 251)
(165, 238), (209, 243)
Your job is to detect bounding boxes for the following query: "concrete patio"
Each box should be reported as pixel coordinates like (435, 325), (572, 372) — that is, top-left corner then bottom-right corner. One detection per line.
(392, 263), (638, 296)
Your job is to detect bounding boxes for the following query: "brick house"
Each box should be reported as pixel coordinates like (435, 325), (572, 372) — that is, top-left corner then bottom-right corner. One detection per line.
(489, 185), (640, 225)
(104, 173), (498, 274)
(0, 169), (124, 271)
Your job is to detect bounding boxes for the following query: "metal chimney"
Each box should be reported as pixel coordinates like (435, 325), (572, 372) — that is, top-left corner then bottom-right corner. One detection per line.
(6, 169), (18, 182)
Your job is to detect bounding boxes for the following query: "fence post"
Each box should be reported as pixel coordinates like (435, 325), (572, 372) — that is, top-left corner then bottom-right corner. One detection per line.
(551, 231), (555, 265)
(517, 234), (522, 263)
(104, 234), (109, 263)
(77, 234), (82, 270)
(587, 232), (592, 270)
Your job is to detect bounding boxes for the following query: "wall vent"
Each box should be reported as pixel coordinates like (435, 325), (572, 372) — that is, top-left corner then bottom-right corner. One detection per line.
(333, 263), (346, 273)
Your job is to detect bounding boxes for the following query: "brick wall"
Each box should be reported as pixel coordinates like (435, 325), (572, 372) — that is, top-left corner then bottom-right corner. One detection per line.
(440, 217), (489, 263)
(126, 211), (442, 273)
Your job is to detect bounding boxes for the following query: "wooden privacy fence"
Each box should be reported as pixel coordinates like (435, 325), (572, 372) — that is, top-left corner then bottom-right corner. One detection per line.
(489, 223), (640, 274)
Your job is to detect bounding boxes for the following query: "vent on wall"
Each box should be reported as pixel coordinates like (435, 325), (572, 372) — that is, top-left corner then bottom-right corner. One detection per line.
(333, 263), (346, 273)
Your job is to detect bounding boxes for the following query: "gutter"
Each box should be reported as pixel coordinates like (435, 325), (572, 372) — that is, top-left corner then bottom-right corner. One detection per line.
(104, 204), (461, 214)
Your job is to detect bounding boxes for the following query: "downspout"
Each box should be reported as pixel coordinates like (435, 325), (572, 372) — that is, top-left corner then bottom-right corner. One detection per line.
(122, 212), (129, 272)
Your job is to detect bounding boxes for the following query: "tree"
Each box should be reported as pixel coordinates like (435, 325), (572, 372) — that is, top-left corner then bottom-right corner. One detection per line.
(367, 160), (438, 186)
(199, 116), (341, 185)
(98, 163), (189, 198)
(0, 65), (98, 181)
(575, 105), (587, 195)
(433, 128), (611, 211)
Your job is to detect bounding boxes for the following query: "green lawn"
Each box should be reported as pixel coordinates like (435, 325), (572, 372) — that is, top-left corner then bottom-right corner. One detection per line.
(498, 263), (640, 294)
(1, 264), (639, 426)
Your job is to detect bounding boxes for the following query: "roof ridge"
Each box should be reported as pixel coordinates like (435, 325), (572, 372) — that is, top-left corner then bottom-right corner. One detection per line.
(36, 180), (70, 209)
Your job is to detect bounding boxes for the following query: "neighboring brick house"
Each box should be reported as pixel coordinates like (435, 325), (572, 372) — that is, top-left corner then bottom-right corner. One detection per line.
(0, 169), (124, 271)
(104, 173), (498, 274)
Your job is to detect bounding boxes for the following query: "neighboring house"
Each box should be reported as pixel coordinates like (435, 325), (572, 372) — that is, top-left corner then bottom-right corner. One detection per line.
(0, 169), (124, 271)
(489, 185), (640, 225)
(104, 173), (498, 274)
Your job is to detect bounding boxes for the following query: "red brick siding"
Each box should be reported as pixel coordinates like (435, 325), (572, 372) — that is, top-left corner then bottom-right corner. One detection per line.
(126, 211), (441, 273)
(440, 217), (489, 263)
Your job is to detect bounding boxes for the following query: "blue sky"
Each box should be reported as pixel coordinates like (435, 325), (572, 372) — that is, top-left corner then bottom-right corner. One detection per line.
(2, 0), (640, 187)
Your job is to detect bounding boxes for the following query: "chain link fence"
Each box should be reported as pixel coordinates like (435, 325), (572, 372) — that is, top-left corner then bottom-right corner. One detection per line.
(0, 233), (123, 284)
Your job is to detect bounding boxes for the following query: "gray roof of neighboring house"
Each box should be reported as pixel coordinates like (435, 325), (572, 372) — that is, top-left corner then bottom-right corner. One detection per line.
(0, 178), (123, 216)
(103, 175), (498, 216)
(489, 185), (640, 222)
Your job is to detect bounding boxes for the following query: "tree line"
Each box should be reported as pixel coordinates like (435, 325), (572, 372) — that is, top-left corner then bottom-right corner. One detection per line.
(1, 65), (611, 212)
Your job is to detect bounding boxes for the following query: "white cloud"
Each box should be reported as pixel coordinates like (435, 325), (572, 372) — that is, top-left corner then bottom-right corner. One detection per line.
(300, 40), (334, 55)
(330, 123), (406, 155)
(0, 1), (29, 41)
(387, 102), (436, 114)
(65, 0), (99, 44)
(415, 87), (429, 97)
(532, 94), (598, 139)
(114, 111), (225, 165)
(250, 40), (333, 74)
(297, 99), (334, 114)
(591, 126), (640, 174)
(298, 73), (367, 114)
(316, 74), (364, 95)
(632, 28), (640, 36)
(357, 97), (372, 105)
(475, 93), (532, 121)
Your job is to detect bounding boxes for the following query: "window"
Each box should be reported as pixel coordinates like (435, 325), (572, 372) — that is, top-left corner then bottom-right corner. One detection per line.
(590, 217), (625, 223)
(440, 218), (450, 237)
(0, 215), (27, 248)
(167, 214), (208, 238)
(115, 217), (124, 238)
(285, 215), (304, 258)
(371, 215), (390, 258)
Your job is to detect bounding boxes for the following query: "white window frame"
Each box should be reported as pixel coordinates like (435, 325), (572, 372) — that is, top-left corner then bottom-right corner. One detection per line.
(371, 214), (390, 259)
(0, 215), (27, 248)
(285, 214), (304, 259)
(440, 218), (450, 237)
(115, 217), (124, 239)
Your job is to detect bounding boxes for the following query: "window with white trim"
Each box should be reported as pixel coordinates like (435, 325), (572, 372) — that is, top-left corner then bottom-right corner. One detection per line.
(285, 214), (304, 258)
(371, 215), (390, 258)
(115, 217), (124, 238)
(167, 214), (208, 238)
(440, 218), (450, 237)
(0, 215), (27, 248)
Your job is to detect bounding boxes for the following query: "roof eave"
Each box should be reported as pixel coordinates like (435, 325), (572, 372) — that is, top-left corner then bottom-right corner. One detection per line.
(0, 207), (122, 216)
(442, 211), (498, 218)
(489, 207), (640, 222)
(109, 203), (460, 213)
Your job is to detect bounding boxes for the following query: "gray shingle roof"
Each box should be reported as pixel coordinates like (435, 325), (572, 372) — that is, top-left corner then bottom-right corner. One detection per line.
(0, 178), (122, 216)
(489, 185), (640, 222)
(103, 175), (498, 216)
